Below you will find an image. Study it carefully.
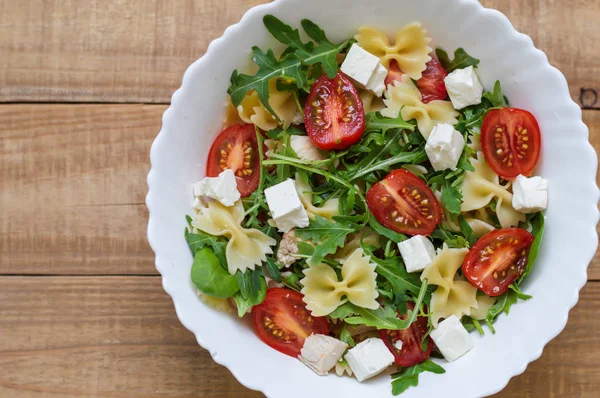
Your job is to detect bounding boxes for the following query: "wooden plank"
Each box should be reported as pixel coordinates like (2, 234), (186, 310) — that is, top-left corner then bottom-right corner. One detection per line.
(0, 0), (598, 106)
(1, 105), (598, 277)
(0, 0), (270, 103)
(0, 276), (597, 397)
(0, 105), (163, 275)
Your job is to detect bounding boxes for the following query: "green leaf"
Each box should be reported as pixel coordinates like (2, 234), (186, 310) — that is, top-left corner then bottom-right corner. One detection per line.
(482, 80), (505, 107)
(265, 257), (282, 283)
(518, 212), (545, 283)
(441, 177), (462, 214)
(368, 215), (407, 243)
(191, 248), (239, 299)
(363, 244), (422, 297)
(339, 326), (356, 347)
(233, 275), (267, 317)
(435, 47), (480, 72)
(458, 215), (477, 246)
(365, 112), (415, 134)
(228, 46), (306, 120)
(294, 215), (359, 265)
(391, 359), (446, 395)
(185, 228), (228, 268)
(430, 227), (470, 249)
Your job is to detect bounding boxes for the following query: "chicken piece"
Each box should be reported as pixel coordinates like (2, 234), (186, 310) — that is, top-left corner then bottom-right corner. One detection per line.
(277, 229), (300, 267)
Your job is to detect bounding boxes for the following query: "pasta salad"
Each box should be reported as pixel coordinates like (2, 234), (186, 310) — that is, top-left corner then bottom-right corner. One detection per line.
(184, 16), (546, 395)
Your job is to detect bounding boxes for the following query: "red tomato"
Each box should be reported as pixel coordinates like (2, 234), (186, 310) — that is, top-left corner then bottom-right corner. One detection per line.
(481, 108), (541, 179)
(416, 57), (448, 103)
(384, 60), (405, 87)
(462, 228), (534, 296)
(206, 123), (260, 197)
(367, 169), (442, 236)
(253, 288), (330, 357)
(380, 302), (433, 367)
(304, 72), (365, 150)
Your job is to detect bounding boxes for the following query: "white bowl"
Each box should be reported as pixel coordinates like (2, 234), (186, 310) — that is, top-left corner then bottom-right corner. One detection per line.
(146, 0), (599, 396)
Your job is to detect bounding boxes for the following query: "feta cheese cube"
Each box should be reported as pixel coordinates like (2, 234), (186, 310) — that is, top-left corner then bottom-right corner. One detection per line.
(430, 315), (473, 362)
(444, 66), (483, 110)
(290, 136), (326, 162)
(344, 338), (394, 382)
(192, 169), (240, 207)
(298, 334), (348, 376)
(264, 179), (310, 232)
(341, 44), (381, 86)
(425, 123), (465, 171)
(366, 63), (388, 97)
(512, 174), (548, 213)
(341, 44), (388, 97)
(398, 235), (436, 273)
(394, 340), (403, 351)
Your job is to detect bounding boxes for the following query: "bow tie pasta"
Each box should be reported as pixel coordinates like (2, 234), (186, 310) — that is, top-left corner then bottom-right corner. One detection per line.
(294, 175), (339, 220)
(355, 23), (432, 79)
(381, 75), (458, 138)
(421, 244), (479, 327)
(300, 248), (379, 316)
(461, 152), (526, 228)
(192, 200), (276, 274)
(236, 78), (297, 131)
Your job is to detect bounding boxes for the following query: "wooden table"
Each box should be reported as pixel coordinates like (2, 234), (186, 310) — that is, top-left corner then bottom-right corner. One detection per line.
(0, 1), (598, 397)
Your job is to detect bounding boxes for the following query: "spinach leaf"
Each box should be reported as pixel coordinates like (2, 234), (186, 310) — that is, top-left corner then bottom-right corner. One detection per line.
(233, 275), (267, 317)
(228, 47), (306, 120)
(365, 112), (415, 134)
(435, 47), (480, 72)
(191, 248), (239, 299)
(390, 359), (446, 395)
(518, 212), (545, 283)
(294, 215), (360, 265)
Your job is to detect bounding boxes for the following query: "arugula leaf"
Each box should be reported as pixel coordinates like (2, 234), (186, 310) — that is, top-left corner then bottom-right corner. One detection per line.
(185, 227), (228, 267)
(435, 47), (480, 72)
(391, 359), (446, 395)
(482, 80), (505, 107)
(363, 244), (422, 297)
(441, 177), (462, 214)
(365, 112), (415, 134)
(368, 215), (407, 243)
(191, 248), (239, 299)
(339, 326), (356, 347)
(431, 227), (470, 249)
(518, 212), (545, 283)
(294, 215), (360, 265)
(485, 288), (520, 327)
(265, 257), (283, 283)
(228, 47), (306, 120)
(458, 215), (477, 246)
(233, 275), (267, 317)
(263, 15), (348, 79)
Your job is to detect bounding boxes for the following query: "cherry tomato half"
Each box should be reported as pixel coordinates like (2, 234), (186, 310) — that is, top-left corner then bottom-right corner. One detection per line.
(416, 57), (448, 103)
(304, 72), (365, 151)
(380, 302), (433, 367)
(481, 108), (541, 179)
(206, 123), (260, 197)
(384, 60), (405, 87)
(367, 169), (442, 236)
(462, 228), (535, 296)
(253, 288), (330, 357)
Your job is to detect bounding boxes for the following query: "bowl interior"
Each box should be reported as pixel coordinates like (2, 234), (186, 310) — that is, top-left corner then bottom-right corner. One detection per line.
(147, 0), (599, 397)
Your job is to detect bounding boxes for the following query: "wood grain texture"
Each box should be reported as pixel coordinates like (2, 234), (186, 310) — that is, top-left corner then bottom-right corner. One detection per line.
(0, 276), (597, 398)
(0, 0), (599, 107)
(1, 105), (599, 278)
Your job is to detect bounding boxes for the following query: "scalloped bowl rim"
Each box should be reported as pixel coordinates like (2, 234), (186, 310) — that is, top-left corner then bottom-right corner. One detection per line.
(146, 0), (599, 397)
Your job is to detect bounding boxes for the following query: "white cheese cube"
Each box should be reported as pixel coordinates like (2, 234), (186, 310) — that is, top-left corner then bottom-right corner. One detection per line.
(425, 123), (465, 171)
(298, 334), (348, 376)
(366, 63), (388, 97)
(398, 235), (436, 273)
(341, 44), (381, 87)
(512, 174), (548, 213)
(344, 338), (394, 382)
(430, 315), (473, 362)
(192, 169), (240, 207)
(394, 340), (403, 351)
(444, 66), (483, 110)
(290, 136), (326, 162)
(264, 179), (310, 233)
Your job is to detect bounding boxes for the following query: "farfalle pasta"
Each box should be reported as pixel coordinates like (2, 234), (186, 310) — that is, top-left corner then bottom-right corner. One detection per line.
(421, 245), (479, 327)
(237, 78), (297, 131)
(461, 152), (526, 228)
(355, 23), (432, 79)
(295, 175), (339, 220)
(381, 75), (458, 138)
(301, 248), (379, 316)
(192, 200), (276, 274)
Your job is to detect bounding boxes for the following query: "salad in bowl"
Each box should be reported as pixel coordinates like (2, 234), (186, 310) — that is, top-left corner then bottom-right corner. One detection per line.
(183, 15), (548, 395)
